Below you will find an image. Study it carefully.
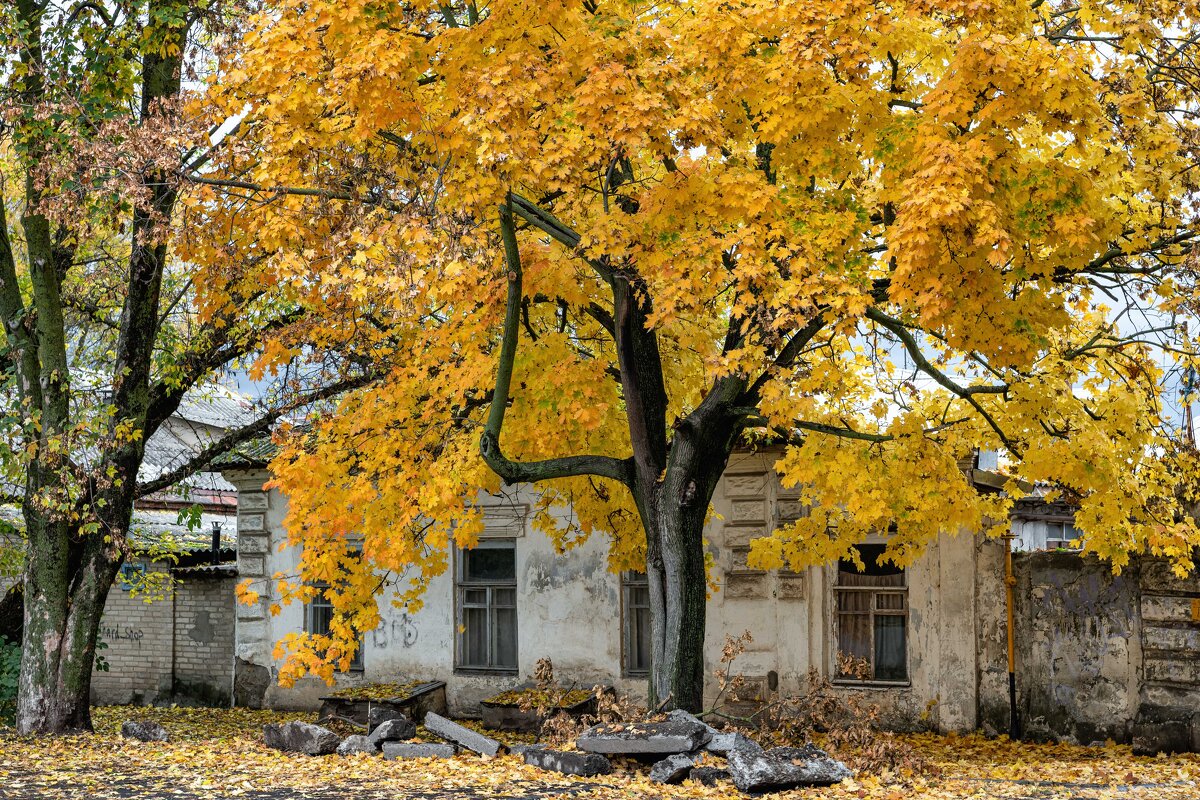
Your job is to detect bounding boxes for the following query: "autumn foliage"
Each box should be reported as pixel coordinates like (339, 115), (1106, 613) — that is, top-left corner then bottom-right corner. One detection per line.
(188, 0), (1200, 691)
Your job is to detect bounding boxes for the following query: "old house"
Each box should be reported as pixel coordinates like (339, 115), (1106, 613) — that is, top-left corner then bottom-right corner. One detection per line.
(215, 444), (1200, 753)
(219, 448), (999, 730)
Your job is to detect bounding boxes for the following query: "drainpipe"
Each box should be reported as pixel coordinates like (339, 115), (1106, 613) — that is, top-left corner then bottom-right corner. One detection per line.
(1003, 532), (1021, 739)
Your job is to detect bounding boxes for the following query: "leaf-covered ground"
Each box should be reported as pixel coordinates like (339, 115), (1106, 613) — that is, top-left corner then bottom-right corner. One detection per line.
(0, 707), (1197, 800)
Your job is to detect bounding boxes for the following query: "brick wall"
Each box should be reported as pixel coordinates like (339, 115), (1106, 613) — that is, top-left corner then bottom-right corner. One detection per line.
(173, 573), (235, 704)
(91, 561), (235, 706)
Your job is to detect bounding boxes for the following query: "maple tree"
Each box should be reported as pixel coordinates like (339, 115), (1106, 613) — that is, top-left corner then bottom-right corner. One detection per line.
(198, 0), (1200, 710)
(0, 0), (370, 734)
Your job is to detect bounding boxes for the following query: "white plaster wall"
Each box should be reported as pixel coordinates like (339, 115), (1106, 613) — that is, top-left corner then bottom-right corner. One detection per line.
(226, 452), (986, 731)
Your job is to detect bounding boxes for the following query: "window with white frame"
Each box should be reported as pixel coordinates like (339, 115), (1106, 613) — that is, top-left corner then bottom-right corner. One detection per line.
(835, 544), (908, 683)
(622, 571), (651, 676)
(456, 540), (517, 672)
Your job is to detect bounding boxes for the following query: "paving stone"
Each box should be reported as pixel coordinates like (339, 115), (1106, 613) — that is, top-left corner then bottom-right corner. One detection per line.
(368, 717), (416, 747)
(649, 753), (695, 784)
(121, 720), (169, 743)
(523, 747), (612, 777)
(726, 741), (852, 793)
(508, 743), (548, 758)
(576, 713), (712, 755)
(381, 741), (457, 760)
(423, 712), (502, 757)
(336, 735), (377, 756)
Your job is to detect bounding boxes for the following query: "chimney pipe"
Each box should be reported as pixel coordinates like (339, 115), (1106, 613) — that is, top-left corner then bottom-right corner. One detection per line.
(211, 521), (223, 565)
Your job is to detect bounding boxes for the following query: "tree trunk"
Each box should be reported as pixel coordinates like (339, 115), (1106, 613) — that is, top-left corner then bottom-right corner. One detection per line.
(641, 403), (741, 713)
(16, 511), (121, 734)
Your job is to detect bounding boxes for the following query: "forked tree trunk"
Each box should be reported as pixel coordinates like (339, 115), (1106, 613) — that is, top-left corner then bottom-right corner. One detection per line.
(16, 512), (122, 734)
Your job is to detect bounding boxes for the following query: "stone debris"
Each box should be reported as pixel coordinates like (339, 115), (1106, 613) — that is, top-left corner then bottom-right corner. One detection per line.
(648, 753), (695, 784)
(263, 721), (341, 756)
(705, 730), (755, 755)
(726, 741), (852, 793)
(423, 712), (503, 757)
(367, 707), (409, 733)
(120, 720), (169, 743)
(508, 743), (548, 758)
(522, 747), (613, 777)
(367, 717), (416, 747)
(381, 741), (457, 760)
(689, 766), (730, 786)
(576, 711), (712, 755)
(336, 734), (377, 756)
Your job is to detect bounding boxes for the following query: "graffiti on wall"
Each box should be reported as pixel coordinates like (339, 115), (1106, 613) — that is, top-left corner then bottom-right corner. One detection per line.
(372, 614), (418, 649)
(100, 625), (144, 642)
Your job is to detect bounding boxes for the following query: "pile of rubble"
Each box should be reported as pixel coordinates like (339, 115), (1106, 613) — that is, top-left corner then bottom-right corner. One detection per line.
(260, 709), (851, 794)
(534, 710), (852, 793)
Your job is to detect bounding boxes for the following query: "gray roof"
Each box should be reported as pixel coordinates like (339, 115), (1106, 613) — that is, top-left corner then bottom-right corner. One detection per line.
(1, 505), (237, 554)
(210, 436), (278, 469)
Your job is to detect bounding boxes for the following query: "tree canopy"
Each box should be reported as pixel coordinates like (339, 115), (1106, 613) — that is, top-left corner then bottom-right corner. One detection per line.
(198, 0), (1200, 691)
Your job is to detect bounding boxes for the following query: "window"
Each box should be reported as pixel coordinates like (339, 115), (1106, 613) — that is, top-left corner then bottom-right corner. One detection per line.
(622, 572), (652, 676)
(306, 553), (364, 672)
(456, 540), (517, 672)
(1043, 521), (1080, 551)
(117, 562), (146, 591)
(306, 583), (365, 672)
(835, 544), (907, 683)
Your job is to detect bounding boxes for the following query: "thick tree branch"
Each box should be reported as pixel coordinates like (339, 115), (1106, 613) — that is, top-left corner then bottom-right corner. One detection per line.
(865, 307), (1018, 452)
(480, 200), (633, 487)
(507, 192), (613, 281)
(136, 373), (374, 497)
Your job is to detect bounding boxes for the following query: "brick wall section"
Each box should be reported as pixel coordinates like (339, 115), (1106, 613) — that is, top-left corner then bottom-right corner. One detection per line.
(92, 562), (175, 705)
(91, 561), (236, 706)
(173, 574), (235, 704)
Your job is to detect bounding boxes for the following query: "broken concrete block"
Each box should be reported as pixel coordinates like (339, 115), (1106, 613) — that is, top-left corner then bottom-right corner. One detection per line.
(422, 712), (503, 757)
(508, 743), (548, 758)
(121, 720), (169, 743)
(367, 707), (408, 733)
(727, 741), (852, 793)
(649, 753), (695, 784)
(263, 721), (341, 756)
(368, 717), (416, 747)
(336, 734), (377, 756)
(523, 747), (612, 777)
(576, 713), (712, 755)
(381, 741), (457, 760)
(705, 730), (755, 755)
(688, 766), (730, 786)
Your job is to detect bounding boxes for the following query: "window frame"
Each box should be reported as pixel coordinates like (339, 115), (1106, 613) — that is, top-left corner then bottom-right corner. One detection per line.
(305, 578), (365, 673)
(621, 571), (652, 677)
(454, 538), (519, 675)
(831, 545), (910, 687)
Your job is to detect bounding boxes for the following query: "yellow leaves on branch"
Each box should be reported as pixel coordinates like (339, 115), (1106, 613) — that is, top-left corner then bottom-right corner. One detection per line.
(191, 0), (1200, 680)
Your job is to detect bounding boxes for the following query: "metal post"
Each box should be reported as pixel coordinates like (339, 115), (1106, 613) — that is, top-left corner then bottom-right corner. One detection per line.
(1003, 532), (1020, 739)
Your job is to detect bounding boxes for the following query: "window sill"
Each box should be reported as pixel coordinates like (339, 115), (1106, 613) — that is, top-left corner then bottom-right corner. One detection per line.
(622, 670), (650, 679)
(453, 666), (519, 676)
(831, 679), (911, 689)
